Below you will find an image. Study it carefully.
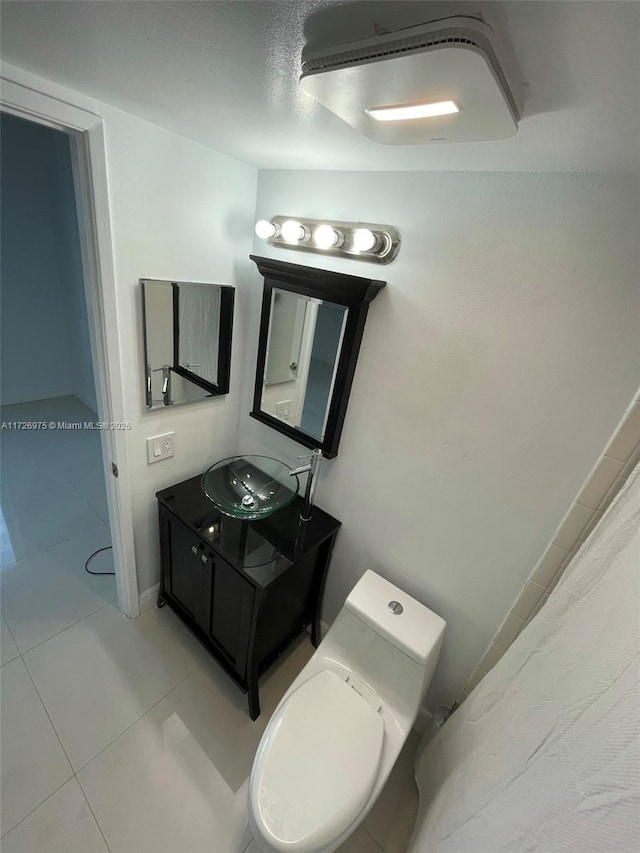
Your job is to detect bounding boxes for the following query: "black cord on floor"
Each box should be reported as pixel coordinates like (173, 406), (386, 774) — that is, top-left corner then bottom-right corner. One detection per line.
(85, 546), (115, 575)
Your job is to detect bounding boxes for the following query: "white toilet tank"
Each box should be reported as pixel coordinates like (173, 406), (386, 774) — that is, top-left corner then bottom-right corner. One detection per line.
(320, 570), (446, 720)
(345, 570), (445, 667)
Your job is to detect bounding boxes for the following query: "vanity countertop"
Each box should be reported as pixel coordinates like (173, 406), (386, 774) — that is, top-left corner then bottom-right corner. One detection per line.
(156, 474), (341, 589)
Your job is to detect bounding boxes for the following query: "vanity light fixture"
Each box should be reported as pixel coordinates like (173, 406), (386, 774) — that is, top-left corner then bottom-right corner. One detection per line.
(254, 216), (400, 265)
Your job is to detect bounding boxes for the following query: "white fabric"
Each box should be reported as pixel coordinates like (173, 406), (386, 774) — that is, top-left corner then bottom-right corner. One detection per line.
(411, 465), (640, 853)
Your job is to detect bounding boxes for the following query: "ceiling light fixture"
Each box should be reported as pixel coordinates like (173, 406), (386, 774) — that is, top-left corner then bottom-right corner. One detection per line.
(367, 100), (460, 122)
(299, 16), (520, 145)
(254, 216), (400, 264)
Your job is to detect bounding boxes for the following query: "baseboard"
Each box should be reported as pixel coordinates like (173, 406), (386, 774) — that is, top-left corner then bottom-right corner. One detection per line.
(71, 391), (98, 414)
(139, 583), (160, 613)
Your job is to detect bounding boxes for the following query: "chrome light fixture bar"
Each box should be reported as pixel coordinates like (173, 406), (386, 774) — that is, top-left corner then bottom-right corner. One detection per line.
(254, 216), (401, 265)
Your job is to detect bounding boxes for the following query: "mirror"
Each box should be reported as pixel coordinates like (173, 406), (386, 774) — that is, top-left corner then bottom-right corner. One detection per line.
(141, 279), (234, 409)
(250, 256), (385, 458)
(262, 290), (348, 441)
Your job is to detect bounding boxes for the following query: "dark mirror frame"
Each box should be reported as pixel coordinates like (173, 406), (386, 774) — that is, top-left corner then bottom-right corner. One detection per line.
(171, 282), (234, 395)
(250, 255), (385, 459)
(141, 279), (235, 407)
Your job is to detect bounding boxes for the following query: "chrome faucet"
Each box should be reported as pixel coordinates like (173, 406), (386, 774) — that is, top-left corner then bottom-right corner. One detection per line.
(289, 448), (323, 521)
(146, 364), (172, 406)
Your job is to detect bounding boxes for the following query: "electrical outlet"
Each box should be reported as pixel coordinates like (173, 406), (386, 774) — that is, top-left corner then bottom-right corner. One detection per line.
(275, 400), (291, 420)
(147, 432), (175, 464)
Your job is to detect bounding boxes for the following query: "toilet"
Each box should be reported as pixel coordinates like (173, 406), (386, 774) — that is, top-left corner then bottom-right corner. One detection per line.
(248, 570), (446, 853)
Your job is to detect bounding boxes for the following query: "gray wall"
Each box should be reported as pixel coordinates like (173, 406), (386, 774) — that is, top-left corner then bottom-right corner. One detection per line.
(1, 113), (96, 410)
(241, 169), (640, 710)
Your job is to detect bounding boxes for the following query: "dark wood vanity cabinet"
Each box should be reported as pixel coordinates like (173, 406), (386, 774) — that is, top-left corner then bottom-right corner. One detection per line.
(156, 475), (340, 719)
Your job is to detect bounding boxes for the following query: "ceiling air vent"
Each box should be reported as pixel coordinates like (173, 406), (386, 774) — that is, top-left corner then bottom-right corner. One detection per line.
(300, 16), (520, 145)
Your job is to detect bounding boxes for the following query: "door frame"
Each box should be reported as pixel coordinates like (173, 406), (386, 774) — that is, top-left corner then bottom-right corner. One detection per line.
(1, 64), (139, 617)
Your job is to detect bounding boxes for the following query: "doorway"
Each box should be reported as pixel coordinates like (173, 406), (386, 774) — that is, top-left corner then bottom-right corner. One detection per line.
(0, 68), (138, 622)
(0, 112), (119, 648)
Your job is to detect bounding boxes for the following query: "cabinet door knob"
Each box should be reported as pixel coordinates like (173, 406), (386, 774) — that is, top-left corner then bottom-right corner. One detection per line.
(201, 554), (208, 564)
(191, 545), (199, 555)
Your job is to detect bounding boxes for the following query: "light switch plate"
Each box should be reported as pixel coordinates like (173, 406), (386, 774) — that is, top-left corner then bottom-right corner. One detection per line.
(147, 432), (175, 464)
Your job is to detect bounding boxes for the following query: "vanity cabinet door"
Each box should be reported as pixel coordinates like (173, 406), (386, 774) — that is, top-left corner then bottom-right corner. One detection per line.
(202, 551), (254, 679)
(161, 510), (204, 626)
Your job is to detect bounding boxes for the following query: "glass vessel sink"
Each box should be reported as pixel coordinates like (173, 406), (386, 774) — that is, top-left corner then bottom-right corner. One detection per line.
(202, 455), (299, 521)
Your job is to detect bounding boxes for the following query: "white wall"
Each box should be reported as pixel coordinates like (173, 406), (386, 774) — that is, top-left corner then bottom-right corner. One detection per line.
(0, 113), (98, 411)
(1, 67), (258, 598)
(241, 170), (640, 708)
(99, 101), (258, 595)
(52, 132), (98, 412)
(0, 115), (75, 405)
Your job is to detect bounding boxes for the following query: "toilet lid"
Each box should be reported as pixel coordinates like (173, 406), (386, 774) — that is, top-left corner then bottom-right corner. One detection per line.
(250, 669), (385, 853)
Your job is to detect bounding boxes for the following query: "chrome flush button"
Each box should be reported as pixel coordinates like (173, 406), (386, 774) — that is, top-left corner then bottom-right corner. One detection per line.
(388, 600), (403, 615)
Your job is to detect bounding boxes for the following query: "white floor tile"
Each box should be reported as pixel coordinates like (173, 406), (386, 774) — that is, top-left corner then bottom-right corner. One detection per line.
(0, 440), (70, 506)
(245, 826), (386, 853)
(1, 397), (109, 561)
(0, 658), (73, 836)
(0, 482), (106, 563)
(363, 731), (420, 853)
(68, 462), (110, 524)
(0, 779), (108, 853)
(0, 399), (99, 481)
(0, 396), (95, 425)
(1, 528), (115, 653)
(1, 615), (19, 665)
(78, 692), (252, 853)
(337, 826), (385, 853)
(78, 638), (313, 853)
(25, 604), (209, 770)
(47, 431), (104, 480)
(0, 509), (19, 568)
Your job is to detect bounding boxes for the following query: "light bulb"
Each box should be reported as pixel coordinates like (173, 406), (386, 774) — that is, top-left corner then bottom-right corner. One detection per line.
(281, 220), (307, 243)
(352, 228), (377, 252)
(255, 219), (277, 239)
(313, 224), (341, 250)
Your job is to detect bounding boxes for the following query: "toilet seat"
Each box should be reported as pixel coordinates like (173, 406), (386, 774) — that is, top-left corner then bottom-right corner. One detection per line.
(249, 668), (385, 853)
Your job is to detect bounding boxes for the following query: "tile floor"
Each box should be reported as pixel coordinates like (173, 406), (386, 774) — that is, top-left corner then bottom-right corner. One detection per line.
(1, 396), (419, 852)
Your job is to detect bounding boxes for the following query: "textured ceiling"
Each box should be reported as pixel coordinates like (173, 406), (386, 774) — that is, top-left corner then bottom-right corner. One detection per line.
(1, 0), (639, 172)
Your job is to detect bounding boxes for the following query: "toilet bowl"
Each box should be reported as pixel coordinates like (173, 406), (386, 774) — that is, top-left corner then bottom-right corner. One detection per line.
(248, 570), (446, 853)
